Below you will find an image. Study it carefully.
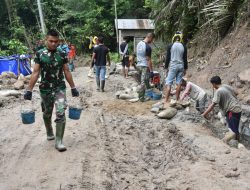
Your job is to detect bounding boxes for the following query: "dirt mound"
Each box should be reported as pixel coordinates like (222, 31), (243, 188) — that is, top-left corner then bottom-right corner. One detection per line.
(103, 100), (153, 116)
(188, 21), (250, 103)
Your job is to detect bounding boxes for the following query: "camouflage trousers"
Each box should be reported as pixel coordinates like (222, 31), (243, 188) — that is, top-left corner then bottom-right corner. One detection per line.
(136, 66), (150, 101)
(40, 89), (67, 128)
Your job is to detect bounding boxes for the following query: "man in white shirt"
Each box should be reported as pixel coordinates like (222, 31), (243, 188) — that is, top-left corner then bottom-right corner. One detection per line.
(180, 78), (208, 114)
(136, 33), (155, 102)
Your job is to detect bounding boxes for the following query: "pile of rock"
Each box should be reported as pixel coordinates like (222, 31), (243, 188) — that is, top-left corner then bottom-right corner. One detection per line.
(151, 100), (191, 120)
(115, 84), (139, 102)
(0, 72), (31, 90)
(157, 107), (178, 120)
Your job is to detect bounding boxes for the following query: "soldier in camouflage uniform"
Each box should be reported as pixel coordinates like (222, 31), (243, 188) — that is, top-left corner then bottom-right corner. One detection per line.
(136, 33), (155, 101)
(24, 29), (79, 152)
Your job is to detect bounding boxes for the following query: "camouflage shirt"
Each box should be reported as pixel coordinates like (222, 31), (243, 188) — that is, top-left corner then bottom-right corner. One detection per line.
(34, 47), (68, 92)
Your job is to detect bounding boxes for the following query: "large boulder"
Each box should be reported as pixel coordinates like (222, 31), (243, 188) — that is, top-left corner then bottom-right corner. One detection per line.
(14, 80), (24, 90)
(157, 107), (177, 119)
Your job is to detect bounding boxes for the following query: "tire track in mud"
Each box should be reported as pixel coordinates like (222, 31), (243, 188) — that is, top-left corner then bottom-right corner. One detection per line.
(80, 157), (93, 189)
(95, 109), (116, 190)
(79, 108), (116, 190)
(88, 100), (196, 190)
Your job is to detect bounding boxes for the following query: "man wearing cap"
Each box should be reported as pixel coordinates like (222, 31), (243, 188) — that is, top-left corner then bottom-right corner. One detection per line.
(164, 32), (188, 103)
(180, 78), (208, 114)
(202, 76), (242, 143)
(88, 36), (99, 78)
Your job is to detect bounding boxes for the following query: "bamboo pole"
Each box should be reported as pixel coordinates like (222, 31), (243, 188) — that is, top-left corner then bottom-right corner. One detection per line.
(114, 0), (119, 57)
(17, 58), (20, 76)
(37, 0), (46, 34)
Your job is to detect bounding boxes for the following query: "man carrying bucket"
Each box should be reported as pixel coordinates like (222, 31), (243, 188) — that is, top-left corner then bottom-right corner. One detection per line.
(24, 29), (79, 152)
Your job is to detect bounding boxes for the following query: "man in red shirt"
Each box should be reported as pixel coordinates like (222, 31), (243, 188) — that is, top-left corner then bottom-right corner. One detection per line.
(68, 42), (76, 71)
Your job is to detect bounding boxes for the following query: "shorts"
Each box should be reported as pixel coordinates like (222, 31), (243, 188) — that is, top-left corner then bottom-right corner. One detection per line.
(226, 111), (241, 135)
(165, 63), (184, 86)
(122, 56), (129, 68)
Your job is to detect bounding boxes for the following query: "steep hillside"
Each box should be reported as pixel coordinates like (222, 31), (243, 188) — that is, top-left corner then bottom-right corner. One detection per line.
(188, 20), (250, 103)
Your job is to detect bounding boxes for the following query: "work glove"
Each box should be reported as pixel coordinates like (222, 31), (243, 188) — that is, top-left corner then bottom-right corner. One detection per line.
(24, 90), (32, 100)
(149, 72), (154, 79)
(71, 88), (79, 97)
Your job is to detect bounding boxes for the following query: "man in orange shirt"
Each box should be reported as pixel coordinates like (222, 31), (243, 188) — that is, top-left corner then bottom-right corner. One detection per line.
(68, 42), (76, 71)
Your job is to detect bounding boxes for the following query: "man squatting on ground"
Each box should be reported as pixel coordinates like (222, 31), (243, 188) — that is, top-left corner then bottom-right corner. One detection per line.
(164, 32), (188, 103)
(91, 36), (111, 92)
(202, 76), (242, 143)
(24, 29), (79, 152)
(180, 78), (208, 114)
(136, 33), (155, 102)
(120, 37), (130, 78)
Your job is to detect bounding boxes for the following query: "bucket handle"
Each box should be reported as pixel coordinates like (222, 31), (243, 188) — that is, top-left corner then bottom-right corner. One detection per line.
(20, 92), (35, 113)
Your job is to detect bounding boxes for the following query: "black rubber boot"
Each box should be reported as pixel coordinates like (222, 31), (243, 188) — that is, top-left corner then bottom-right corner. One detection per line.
(101, 80), (105, 92)
(96, 78), (100, 91)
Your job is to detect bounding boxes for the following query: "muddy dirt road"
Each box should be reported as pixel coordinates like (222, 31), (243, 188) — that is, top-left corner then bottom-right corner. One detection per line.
(0, 67), (250, 190)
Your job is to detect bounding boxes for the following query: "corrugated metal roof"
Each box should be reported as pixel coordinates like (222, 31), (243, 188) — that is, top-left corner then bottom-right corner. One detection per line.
(115, 19), (155, 30)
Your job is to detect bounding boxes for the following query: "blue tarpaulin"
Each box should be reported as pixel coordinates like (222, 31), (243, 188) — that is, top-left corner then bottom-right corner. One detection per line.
(0, 55), (32, 76)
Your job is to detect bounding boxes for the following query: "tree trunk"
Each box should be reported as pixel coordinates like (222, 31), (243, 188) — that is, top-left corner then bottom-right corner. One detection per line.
(4, 0), (13, 24)
(23, 26), (32, 51)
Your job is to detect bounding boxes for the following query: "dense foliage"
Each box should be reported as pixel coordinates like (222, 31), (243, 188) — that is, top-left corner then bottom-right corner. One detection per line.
(0, 0), (249, 56)
(146, 0), (248, 43)
(0, 0), (150, 55)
